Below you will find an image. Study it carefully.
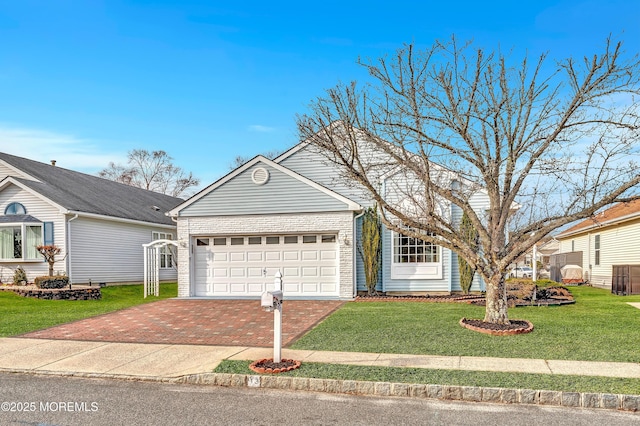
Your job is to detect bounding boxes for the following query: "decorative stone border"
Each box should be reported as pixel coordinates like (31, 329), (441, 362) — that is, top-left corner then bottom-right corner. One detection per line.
(176, 373), (640, 412)
(249, 358), (301, 374)
(0, 285), (101, 300)
(459, 318), (534, 336)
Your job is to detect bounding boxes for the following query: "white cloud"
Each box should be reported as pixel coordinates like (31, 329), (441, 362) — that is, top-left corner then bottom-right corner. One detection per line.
(0, 125), (127, 173)
(248, 124), (276, 133)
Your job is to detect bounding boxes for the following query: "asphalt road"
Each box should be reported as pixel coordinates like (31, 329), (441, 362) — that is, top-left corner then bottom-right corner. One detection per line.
(0, 373), (638, 425)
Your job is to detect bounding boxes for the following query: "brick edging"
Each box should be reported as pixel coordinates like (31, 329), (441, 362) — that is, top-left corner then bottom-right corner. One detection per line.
(176, 373), (640, 412)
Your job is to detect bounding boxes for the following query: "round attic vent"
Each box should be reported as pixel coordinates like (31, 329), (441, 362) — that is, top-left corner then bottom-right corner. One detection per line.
(251, 167), (269, 185)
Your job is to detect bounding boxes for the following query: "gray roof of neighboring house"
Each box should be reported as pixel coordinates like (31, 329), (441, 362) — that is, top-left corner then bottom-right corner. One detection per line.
(0, 214), (41, 223)
(0, 152), (183, 226)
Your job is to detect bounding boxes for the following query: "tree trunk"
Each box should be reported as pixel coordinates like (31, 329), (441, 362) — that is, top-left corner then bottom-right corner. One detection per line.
(484, 273), (510, 324)
(48, 262), (54, 277)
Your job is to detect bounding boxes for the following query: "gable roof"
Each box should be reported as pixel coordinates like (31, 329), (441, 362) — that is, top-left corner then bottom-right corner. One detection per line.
(556, 199), (640, 239)
(0, 152), (183, 226)
(169, 155), (362, 216)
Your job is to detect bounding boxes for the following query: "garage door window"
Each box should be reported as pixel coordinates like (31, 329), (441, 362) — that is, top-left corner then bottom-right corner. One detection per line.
(230, 237), (244, 245)
(284, 236), (298, 244)
(303, 235), (317, 243)
(248, 237), (262, 245)
(266, 236), (280, 244)
(321, 235), (336, 243)
(213, 238), (226, 246)
(196, 238), (209, 246)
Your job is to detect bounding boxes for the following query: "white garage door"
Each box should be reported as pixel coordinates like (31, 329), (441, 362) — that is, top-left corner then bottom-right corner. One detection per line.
(194, 234), (338, 297)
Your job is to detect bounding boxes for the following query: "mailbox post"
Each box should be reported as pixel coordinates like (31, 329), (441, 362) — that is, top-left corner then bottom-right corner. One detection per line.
(261, 271), (283, 363)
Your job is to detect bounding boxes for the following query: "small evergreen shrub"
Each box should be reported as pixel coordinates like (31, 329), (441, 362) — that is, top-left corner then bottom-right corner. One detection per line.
(13, 267), (27, 285)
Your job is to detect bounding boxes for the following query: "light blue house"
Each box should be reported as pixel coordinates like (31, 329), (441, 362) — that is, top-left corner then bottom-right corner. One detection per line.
(169, 140), (489, 299)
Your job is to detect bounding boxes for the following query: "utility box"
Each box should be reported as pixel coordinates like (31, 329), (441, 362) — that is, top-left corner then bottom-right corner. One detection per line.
(612, 265), (640, 295)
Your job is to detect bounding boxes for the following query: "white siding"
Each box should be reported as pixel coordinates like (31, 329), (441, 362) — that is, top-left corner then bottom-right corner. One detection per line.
(279, 145), (374, 206)
(0, 184), (66, 282)
(557, 218), (640, 288)
(180, 162), (350, 217)
(69, 216), (177, 284)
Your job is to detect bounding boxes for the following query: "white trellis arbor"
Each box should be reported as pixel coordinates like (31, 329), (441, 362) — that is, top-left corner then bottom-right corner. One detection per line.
(143, 239), (178, 298)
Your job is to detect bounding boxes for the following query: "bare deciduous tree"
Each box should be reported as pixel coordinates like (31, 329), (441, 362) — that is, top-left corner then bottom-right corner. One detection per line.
(99, 149), (199, 197)
(297, 37), (640, 325)
(228, 150), (284, 170)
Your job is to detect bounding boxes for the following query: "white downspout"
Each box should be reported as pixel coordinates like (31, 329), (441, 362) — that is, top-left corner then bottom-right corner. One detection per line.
(66, 214), (79, 283)
(352, 209), (365, 298)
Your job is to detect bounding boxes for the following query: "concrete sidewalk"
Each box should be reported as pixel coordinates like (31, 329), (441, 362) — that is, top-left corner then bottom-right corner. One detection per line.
(1, 337), (639, 380)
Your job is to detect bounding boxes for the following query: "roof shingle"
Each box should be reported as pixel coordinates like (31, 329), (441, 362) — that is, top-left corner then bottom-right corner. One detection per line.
(0, 152), (183, 226)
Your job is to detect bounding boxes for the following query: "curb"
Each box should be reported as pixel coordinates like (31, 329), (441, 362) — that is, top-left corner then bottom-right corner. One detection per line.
(176, 373), (640, 412)
(3, 368), (639, 412)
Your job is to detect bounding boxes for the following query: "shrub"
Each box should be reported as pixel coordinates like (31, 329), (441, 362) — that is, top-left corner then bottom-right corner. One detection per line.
(13, 267), (27, 285)
(358, 206), (382, 296)
(34, 275), (69, 289)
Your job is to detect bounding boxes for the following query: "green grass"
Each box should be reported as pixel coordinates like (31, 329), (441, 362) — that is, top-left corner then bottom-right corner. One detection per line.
(291, 286), (640, 363)
(0, 283), (177, 337)
(215, 360), (640, 395)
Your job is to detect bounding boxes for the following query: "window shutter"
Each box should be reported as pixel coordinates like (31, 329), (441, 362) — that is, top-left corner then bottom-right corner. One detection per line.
(44, 222), (54, 245)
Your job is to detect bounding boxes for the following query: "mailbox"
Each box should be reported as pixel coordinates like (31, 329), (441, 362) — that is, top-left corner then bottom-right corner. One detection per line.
(261, 290), (283, 312)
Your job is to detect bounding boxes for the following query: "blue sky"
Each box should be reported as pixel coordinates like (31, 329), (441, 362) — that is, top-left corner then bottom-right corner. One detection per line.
(0, 0), (638, 189)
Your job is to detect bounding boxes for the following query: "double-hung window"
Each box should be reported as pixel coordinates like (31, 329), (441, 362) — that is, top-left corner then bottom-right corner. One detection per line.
(152, 231), (174, 268)
(391, 228), (442, 279)
(594, 235), (601, 266)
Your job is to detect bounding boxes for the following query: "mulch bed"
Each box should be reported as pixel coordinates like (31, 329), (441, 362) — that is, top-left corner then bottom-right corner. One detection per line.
(356, 294), (485, 303)
(249, 358), (301, 374)
(460, 318), (534, 336)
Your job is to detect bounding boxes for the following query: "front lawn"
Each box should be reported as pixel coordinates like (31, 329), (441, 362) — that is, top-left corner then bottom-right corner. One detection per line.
(291, 286), (640, 363)
(0, 283), (177, 337)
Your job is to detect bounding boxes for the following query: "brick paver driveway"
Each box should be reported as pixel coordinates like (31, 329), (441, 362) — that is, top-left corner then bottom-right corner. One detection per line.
(21, 299), (344, 347)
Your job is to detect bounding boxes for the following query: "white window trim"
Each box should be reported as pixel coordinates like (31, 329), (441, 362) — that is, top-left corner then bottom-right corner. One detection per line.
(0, 222), (44, 262)
(390, 230), (443, 280)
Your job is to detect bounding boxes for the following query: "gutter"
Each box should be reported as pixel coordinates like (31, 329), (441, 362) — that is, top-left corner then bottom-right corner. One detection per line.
(66, 210), (176, 229)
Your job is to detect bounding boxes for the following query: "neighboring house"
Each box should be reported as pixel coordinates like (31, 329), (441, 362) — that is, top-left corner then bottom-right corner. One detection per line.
(0, 152), (182, 285)
(556, 199), (640, 289)
(169, 139), (490, 300)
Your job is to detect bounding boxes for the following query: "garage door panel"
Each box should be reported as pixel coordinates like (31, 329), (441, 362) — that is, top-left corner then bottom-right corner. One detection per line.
(302, 283), (319, 293)
(247, 251), (263, 261)
(321, 283), (337, 292)
(213, 283), (229, 293)
(230, 252), (245, 262)
(283, 282), (300, 293)
(247, 267), (263, 277)
(283, 267), (299, 277)
(194, 234), (338, 297)
(302, 267), (318, 277)
(213, 252), (227, 262)
(321, 267), (337, 277)
(302, 250), (318, 261)
(213, 268), (227, 277)
(320, 250), (336, 260)
(265, 251), (281, 261)
(247, 283), (264, 293)
(283, 251), (299, 261)
(230, 283), (246, 293)
(230, 268), (245, 277)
